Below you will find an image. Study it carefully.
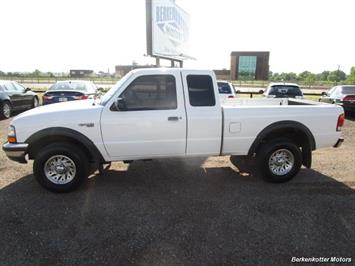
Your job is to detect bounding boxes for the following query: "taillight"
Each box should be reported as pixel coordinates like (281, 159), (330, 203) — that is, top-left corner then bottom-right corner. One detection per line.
(73, 95), (88, 100)
(342, 96), (355, 101)
(43, 95), (53, 100)
(336, 113), (345, 131)
(228, 95), (234, 98)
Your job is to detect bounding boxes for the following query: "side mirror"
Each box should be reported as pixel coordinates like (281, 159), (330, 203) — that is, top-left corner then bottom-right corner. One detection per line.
(258, 89), (264, 94)
(114, 97), (127, 111)
(321, 91), (327, 96)
(25, 87), (32, 92)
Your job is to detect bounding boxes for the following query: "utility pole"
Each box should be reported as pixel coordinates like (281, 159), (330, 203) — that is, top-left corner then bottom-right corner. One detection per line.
(336, 64), (340, 85)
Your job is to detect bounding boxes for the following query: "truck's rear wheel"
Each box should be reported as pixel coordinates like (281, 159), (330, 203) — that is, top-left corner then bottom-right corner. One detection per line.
(257, 139), (302, 183)
(33, 143), (89, 192)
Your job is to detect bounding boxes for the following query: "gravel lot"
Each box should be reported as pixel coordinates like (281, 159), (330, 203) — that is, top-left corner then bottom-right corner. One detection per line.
(0, 114), (355, 265)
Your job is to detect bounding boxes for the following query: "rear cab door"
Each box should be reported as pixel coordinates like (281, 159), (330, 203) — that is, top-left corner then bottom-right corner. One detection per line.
(12, 82), (33, 108)
(181, 70), (223, 156)
(3, 82), (22, 110)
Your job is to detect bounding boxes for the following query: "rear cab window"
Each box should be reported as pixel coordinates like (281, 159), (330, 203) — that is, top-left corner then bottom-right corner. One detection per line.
(217, 82), (232, 94)
(49, 82), (88, 91)
(269, 85), (303, 97)
(187, 75), (216, 106)
(341, 86), (355, 95)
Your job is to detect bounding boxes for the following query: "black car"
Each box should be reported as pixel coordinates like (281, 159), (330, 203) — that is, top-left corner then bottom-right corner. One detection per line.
(319, 85), (355, 112)
(0, 80), (39, 119)
(264, 83), (304, 99)
(42, 80), (98, 105)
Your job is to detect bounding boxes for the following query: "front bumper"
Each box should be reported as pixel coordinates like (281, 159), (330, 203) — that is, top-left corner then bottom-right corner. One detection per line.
(2, 142), (28, 163)
(333, 138), (344, 148)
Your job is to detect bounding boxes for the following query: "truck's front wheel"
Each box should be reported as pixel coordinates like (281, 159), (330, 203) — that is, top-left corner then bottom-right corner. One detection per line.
(33, 143), (89, 192)
(257, 139), (302, 183)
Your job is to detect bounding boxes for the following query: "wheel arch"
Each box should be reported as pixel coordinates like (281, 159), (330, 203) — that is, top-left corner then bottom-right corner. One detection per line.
(26, 127), (105, 163)
(0, 92), (11, 102)
(248, 121), (316, 168)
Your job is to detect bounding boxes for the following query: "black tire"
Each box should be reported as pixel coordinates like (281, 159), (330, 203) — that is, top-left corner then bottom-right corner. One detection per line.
(32, 96), (39, 108)
(33, 142), (89, 192)
(256, 139), (302, 183)
(0, 101), (12, 119)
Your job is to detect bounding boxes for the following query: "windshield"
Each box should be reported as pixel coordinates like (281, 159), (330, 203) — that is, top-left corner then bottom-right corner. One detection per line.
(268, 85), (302, 96)
(100, 72), (133, 105)
(341, 86), (355, 94)
(217, 82), (232, 94)
(49, 82), (88, 91)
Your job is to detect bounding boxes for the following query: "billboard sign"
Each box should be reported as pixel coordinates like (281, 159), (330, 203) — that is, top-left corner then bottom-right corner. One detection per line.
(146, 0), (190, 60)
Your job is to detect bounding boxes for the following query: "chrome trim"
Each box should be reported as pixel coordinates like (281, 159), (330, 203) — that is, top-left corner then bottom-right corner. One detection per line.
(2, 142), (28, 163)
(268, 149), (295, 176)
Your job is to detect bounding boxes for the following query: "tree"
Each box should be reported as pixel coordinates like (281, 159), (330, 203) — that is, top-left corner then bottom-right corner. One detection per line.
(305, 73), (316, 86)
(268, 71), (273, 80)
(317, 71), (330, 81)
(298, 71), (312, 81)
(284, 72), (297, 81)
(271, 72), (280, 81)
(328, 70), (346, 82)
(32, 69), (42, 77)
(346, 67), (355, 84)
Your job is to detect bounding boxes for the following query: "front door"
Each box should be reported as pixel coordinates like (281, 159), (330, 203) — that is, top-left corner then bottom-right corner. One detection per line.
(101, 73), (187, 160)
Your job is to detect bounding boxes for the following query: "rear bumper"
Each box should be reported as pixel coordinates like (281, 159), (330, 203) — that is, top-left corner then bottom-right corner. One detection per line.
(333, 138), (344, 148)
(2, 142), (28, 163)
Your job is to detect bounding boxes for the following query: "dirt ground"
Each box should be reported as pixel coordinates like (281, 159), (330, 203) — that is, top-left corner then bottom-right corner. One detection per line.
(0, 114), (354, 265)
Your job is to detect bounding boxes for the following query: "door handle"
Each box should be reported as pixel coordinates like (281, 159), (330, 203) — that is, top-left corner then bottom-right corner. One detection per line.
(168, 116), (181, 121)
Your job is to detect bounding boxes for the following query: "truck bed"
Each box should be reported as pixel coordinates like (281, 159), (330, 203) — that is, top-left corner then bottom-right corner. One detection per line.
(221, 98), (343, 156)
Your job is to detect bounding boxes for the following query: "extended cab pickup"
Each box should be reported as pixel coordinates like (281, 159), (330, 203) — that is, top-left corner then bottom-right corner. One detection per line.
(3, 68), (345, 192)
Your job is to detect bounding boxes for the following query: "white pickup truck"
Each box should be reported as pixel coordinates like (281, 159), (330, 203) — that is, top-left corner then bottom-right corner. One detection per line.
(3, 68), (344, 192)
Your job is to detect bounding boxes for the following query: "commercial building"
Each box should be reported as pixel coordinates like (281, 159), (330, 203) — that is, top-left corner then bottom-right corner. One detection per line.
(230, 51), (270, 80)
(115, 65), (155, 77)
(69, 69), (94, 78)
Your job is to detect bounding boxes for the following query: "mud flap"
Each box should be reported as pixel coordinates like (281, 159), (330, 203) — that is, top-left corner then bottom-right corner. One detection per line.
(302, 146), (312, 168)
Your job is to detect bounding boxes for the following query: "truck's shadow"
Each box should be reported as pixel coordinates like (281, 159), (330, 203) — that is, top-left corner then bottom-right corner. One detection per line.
(0, 158), (354, 265)
(345, 111), (355, 121)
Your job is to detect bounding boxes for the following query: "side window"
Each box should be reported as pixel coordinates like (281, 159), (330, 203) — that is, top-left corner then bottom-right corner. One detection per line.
(328, 86), (337, 96)
(187, 75), (215, 106)
(119, 75), (177, 111)
(12, 82), (25, 92)
(330, 87), (339, 97)
(3, 82), (16, 91)
(0, 85), (4, 92)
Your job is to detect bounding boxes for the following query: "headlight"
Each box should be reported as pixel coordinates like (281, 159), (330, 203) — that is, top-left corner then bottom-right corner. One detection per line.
(8, 125), (17, 143)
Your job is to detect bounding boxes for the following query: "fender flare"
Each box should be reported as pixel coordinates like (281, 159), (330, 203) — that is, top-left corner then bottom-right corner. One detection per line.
(248, 120), (316, 156)
(26, 127), (105, 162)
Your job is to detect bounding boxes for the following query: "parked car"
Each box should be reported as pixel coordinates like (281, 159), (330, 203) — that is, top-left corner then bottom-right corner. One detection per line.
(264, 83), (303, 99)
(0, 80), (39, 119)
(319, 85), (355, 112)
(3, 68), (344, 192)
(42, 80), (98, 105)
(217, 81), (236, 102)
